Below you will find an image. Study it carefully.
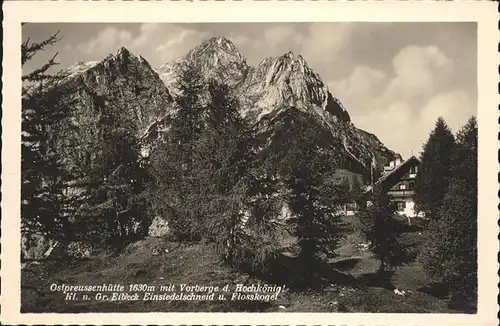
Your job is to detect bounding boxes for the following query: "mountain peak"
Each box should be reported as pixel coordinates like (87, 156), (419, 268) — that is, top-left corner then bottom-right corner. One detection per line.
(55, 46), (153, 87)
(115, 46), (132, 58)
(208, 36), (233, 46)
(282, 50), (300, 58)
(108, 46), (151, 67)
(187, 36), (244, 64)
(275, 51), (308, 68)
(155, 36), (249, 92)
(203, 36), (238, 52)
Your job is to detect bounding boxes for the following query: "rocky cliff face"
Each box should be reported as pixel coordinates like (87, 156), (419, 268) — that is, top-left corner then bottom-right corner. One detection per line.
(157, 37), (350, 124)
(157, 36), (250, 95)
(154, 36), (398, 173)
(236, 51), (350, 124)
(51, 47), (175, 173)
(58, 47), (174, 136)
(47, 37), (398, 186)
(356, 129), (402, 166)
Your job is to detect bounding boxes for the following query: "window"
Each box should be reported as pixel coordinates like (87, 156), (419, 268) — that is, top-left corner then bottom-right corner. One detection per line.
(408, 181), (415, 190)
(396, 201), (406, 211)
(399, 184), (407, 190)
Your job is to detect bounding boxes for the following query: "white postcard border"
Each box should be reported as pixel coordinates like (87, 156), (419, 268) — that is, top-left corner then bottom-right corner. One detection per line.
(1, 1), (498, 325)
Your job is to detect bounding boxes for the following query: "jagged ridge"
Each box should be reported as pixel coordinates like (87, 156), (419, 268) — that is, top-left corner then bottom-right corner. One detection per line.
(50, 38), (398, 181)
(153, 37), (398, 172)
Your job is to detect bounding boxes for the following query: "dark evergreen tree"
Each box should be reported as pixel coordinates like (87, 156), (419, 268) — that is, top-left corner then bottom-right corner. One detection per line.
(287, 167), (346, 271)
(149, 62), (208, 240)
(21, 31), (72, 246)
(419, 116), (477, 305)
(150, 67), (259, 261)
(241, 144), (294, 275)
(168, 62), (207, 150)
(190, 80), (255, 264)
(69, 85), (151, 248)
(414, 117), (455, 220)
(359, 186), (408, 273)
(278, 115), (346, 279)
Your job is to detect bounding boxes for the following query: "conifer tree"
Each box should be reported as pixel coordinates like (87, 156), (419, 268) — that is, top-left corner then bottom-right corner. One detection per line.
(241, 142), (296, 274)
(21, 31), (71, 244)
(287, 167), (346, 272)
(414, 117), (455, 220)
(150, 62), (208, 240)
(190, 80), (254, 264)
(280, 115), (346, 279)
(72, 89), (151, 248)
(150, 66), (258, 258)
(359, 186), (408, 273)
(419, 116), (478, 304)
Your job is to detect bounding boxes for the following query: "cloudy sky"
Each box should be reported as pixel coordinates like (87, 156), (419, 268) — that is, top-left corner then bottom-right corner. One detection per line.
(22, 22), (477, 159)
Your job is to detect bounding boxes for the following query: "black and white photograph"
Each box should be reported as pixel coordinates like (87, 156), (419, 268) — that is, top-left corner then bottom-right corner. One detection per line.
(2, 1), (498, 325)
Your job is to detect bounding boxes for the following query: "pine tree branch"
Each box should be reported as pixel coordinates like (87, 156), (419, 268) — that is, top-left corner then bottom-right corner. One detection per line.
(22, 31), (61, 66)
(22, 52), (60, 82)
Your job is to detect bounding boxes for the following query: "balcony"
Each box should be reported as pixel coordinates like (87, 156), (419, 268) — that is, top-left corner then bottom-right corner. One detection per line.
(387, 189), (415, 198)
(399, 173), (417, 181)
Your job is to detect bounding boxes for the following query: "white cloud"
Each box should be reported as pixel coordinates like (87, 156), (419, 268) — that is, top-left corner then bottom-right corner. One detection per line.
(131, 23), (162, 48)
(130, 24), (209, 64)
(232, 25), (301, 62)
(384, 45), (454, 104)
(420, 89), (474, 132)
(65, 23), (209, 66)
(300, 23), (355, 63)
(354, 93), (474, 159)
(355, 101), (417, 159)
(76, 27), (133, 55)
(229, 34), (251, 48)
(155, 28), (209, 62)
(332, 44), (474, 158)
(329, 66), (387, 111)
(233, 23), (355, 66)
(263, 25), (298, 49)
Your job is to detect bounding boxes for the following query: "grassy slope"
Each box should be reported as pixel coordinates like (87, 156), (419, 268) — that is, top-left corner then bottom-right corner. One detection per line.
(21, 215), (470, 313)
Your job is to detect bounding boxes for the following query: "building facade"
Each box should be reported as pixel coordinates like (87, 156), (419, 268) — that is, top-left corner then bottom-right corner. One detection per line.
(384, 156), (419, 217)
(362, 155), (421, 218)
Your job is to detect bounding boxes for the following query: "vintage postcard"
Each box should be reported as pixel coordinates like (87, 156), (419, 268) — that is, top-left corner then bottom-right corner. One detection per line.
(1, 1), (498, 325)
